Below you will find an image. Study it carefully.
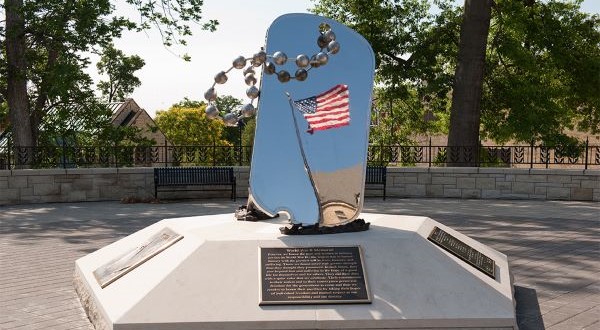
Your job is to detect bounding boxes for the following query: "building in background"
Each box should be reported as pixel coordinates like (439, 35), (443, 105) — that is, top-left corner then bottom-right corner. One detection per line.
(108, 98), (169, 147)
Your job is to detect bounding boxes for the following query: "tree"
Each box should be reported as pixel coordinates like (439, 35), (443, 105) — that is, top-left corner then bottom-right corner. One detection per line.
(481, 0), (600, 146)
(1, 0), (217, 165)
(97, 44), (145, 103)
(447, 0), (492, 165)
(241, 118), (256, 146)
(369, 87), (450, 146)
(312, 0), (599, 155)
(154, 103), (229, 146)
(4, 0), (31, 151)
(169, 95), (251, 146)
(172, 97), (204, 108)
(312, 0), (461, 144)
(215, 95), (243, 145)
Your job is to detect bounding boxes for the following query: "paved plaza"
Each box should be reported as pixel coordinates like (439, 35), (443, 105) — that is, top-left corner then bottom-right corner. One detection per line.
(1, 198), (598, 330)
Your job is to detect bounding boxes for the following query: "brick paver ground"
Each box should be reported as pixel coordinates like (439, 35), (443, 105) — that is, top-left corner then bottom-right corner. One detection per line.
(0, 198), (598, 330)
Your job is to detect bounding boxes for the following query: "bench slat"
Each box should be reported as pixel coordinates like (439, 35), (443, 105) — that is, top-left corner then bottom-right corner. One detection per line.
(365, 166), (386, 200)
(154, 167), (236, 200)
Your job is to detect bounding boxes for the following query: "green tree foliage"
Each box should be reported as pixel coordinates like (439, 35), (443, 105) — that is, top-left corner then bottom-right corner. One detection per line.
(215, 95), (243, 145)
(0, 0), (217, 156)
(369, 88), (450, 145)
(312, 0), (599, 146)
(154, 103), (230, 146)
(312, 0), (460, 144)
(241, 118), (256, 146)
(482, 0), (600, 145)
(172, 97), (204, 108)
(214, 95), (243, 115)
(97, 44), (145, 103)
(126, 0), (218, 48)
(168, 95), (254, 146)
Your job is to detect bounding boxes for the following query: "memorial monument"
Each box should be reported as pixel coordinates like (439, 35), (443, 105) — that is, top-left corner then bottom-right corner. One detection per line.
(74, 13), (517, 330)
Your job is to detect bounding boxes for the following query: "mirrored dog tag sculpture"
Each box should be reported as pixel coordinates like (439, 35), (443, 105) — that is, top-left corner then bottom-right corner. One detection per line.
(249, 13), (375, 229)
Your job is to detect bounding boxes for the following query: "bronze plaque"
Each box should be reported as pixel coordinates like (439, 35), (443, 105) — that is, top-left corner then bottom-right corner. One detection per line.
(428, 226), (495, 279)
(93, 227), (183, 288)
(259, 246), (371, 305)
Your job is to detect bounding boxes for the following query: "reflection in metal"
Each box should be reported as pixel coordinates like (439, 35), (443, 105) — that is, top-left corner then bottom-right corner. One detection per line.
(249, 14), (375, 228)
(313, 164), (365, 226)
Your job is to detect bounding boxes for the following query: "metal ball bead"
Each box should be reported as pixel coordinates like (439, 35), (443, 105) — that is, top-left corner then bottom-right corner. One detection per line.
(327, 40), (340, 54)
(243, 66), (255, 76)
(205, 104), (219, 119)
(316, 52), (329, 65)
(223, 113), (238, 126)
(251, 51), (267, 67)
(264, 62), (276, 75)
(310, 55), (321, 68)
(251, 53), (260, 63)
(246, 85), (260, 99)
(257, 50), (267, 63)
(273, 51), (288, 65)
(204, 87), (217, 101)
(296, 54), (310, 68)
(232, 56), (246, 69)
(241, 103), (256, 117)
(295, 69), (308, 81)
(317, 34), (328, 48)
(214, 71), (228, 84)
(277, 70), (291, 83)
(324, 29), (336, 42)
(244, 73), (257, 86)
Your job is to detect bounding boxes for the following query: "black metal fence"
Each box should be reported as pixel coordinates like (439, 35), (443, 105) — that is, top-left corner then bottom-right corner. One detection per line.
(0, 143), (598, 169)
(0, 145), (253, 169)
(367, 143), (599, 169)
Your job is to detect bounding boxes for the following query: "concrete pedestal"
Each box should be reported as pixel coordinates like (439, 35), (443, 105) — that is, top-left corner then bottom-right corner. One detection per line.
(74, 213), (517, 329)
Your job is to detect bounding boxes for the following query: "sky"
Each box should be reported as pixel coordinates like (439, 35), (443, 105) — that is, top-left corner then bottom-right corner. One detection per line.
(88, 0), (315, 117)
(90, 0), (600, 118)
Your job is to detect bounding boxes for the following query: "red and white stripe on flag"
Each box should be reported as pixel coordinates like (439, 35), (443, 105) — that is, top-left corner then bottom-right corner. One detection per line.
(303, 84), (350, 132)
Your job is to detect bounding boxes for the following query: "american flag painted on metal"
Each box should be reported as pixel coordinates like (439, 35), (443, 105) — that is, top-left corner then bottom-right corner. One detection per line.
(293, 84), (350, 133)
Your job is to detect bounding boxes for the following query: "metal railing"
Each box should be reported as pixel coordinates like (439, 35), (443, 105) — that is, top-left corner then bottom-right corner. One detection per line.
(0, 145), (253, 169)
(0, 142), (598, 169)
(367, 143), (599, 169)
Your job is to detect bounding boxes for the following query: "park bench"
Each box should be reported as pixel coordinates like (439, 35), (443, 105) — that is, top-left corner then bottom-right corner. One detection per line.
(154, 167), (236, 200)
(365, 165), (387, 200)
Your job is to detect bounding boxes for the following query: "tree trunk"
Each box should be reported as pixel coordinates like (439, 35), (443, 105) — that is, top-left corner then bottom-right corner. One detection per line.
(447, 0), (492, 166)
(5, 0), (33, 166)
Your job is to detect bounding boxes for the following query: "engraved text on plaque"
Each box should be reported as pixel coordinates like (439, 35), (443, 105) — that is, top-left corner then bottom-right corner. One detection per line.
(428, 226), (495, 279)
(259, 246), (371, 305)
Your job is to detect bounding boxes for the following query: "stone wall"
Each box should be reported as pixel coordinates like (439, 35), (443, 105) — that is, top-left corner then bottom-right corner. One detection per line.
(0, 167), (597, 205)
(387, 167), (599, 201)
(0, 167), (250, 205)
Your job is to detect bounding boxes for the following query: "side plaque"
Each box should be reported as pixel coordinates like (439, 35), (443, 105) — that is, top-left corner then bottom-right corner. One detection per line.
(428, 226), (495, 279)
(259, 246), (371, 305)
(93, 227), (183, 288)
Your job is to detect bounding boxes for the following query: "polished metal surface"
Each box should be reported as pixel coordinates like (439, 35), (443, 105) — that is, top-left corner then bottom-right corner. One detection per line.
(205, 104), (219, 118)
(203, 87), (217, 101)
(250, 13), (375, 226)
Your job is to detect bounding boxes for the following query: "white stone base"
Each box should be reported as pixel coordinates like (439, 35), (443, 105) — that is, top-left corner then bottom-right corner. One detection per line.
(74, 213), (517, 329)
